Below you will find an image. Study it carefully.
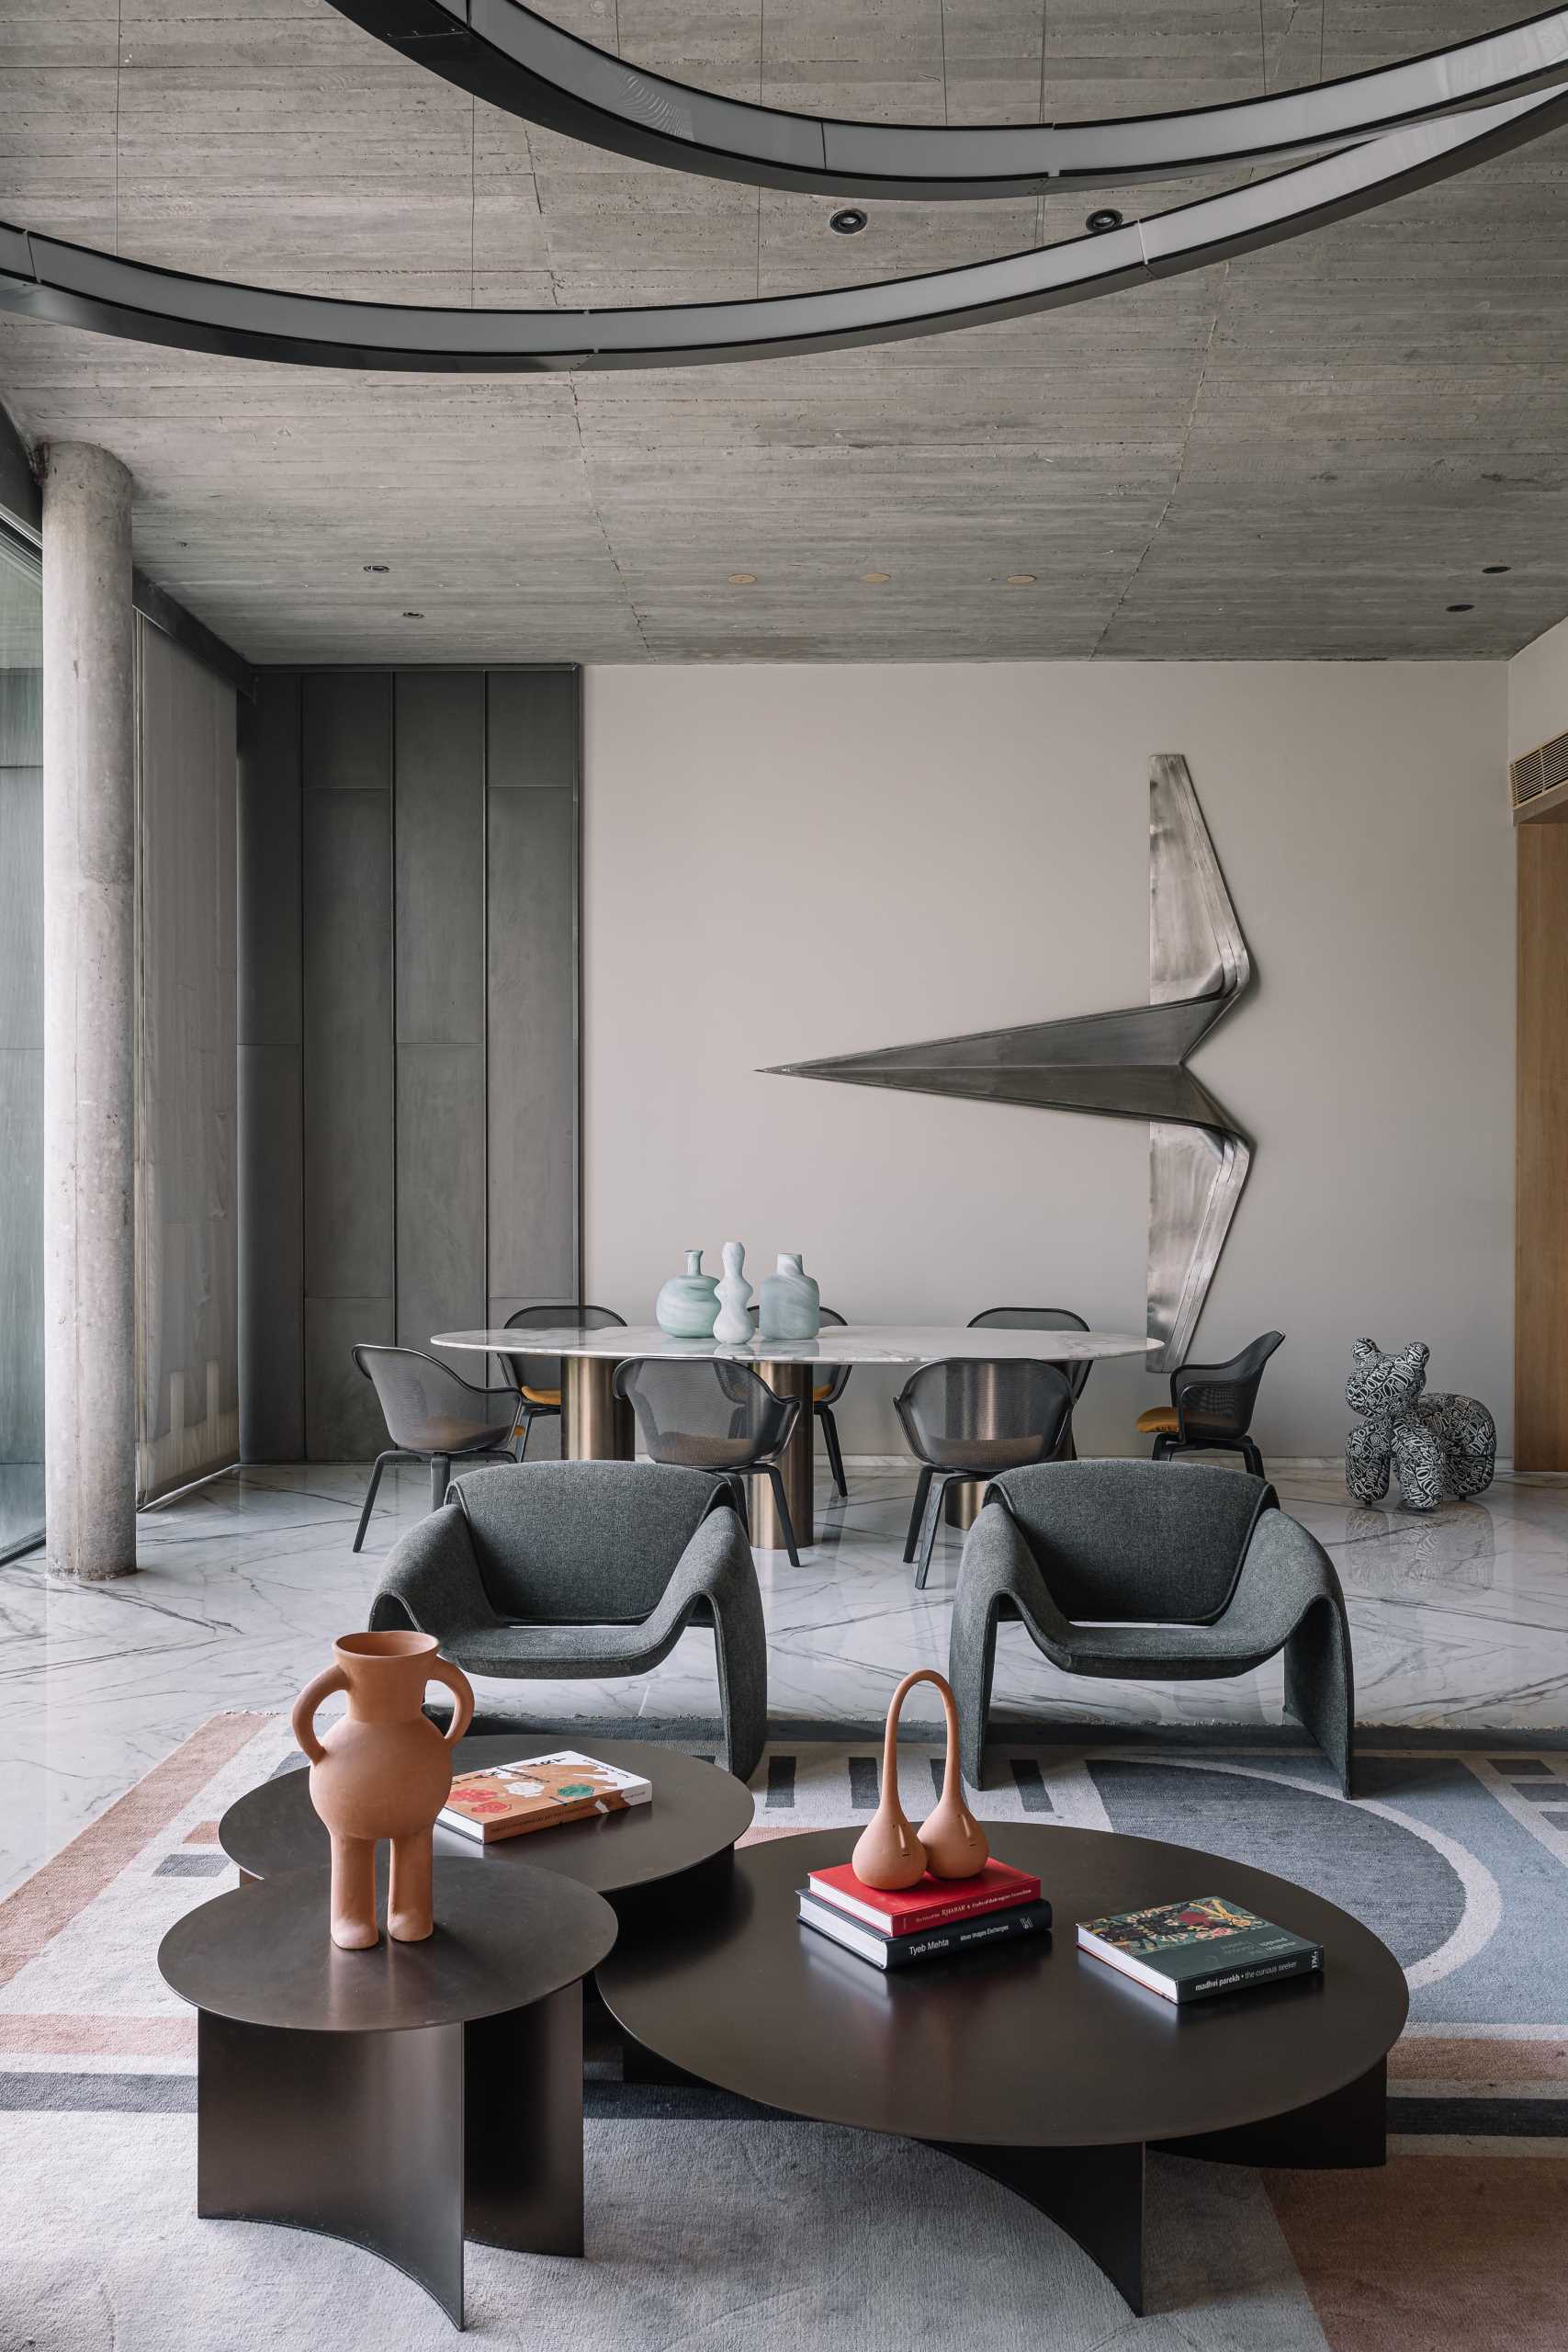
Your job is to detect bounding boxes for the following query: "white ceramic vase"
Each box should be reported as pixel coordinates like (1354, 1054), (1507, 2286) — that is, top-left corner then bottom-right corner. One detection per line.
(712, 1241), (753, 1345)
(757, 1251), (820, 1340)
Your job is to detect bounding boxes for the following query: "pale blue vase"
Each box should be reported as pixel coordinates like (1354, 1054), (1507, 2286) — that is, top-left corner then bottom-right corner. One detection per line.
(757, 1251), (820, 1340)
(656, 1249), (719, 1338)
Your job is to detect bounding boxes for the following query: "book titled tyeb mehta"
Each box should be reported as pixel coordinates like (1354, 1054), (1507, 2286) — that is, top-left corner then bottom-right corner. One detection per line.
(1077, 1894), (1323, 2005)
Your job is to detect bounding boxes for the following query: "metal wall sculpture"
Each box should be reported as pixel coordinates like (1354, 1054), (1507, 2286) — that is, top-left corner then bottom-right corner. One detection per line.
(3, 82), (1568, 372)
(761, 758), (1252, 1372)
(324, 0), (1568, 199)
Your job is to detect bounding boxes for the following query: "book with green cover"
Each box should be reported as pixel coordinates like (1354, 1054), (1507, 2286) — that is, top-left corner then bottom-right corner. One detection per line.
(1077, 1894), (1323, 2005)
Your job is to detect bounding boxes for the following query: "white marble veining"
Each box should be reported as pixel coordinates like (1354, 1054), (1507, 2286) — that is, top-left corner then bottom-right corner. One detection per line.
(5, 1460), (1568, 1905)
(434, 1322), (1158, 1365)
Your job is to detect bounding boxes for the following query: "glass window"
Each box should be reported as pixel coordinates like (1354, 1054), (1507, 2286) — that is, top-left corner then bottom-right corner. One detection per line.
(0, 530), (43, 1560)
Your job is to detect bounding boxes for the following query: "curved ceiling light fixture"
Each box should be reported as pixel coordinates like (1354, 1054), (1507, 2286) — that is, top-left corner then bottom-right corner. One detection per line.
(322, 0), (1568, 198)
(0, 88), (1564, 373)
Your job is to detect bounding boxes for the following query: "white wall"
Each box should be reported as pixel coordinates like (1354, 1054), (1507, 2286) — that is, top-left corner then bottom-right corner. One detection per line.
(583, 663), (1512, 1460)
(1510, 611), (1568, 760)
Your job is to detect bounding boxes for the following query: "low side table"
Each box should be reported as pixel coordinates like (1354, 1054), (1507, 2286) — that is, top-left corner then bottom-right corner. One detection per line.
(159, 1859), (617, 2328)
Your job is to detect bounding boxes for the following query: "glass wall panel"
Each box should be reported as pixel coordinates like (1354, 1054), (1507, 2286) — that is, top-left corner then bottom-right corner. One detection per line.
(0, 532), (43, 1560)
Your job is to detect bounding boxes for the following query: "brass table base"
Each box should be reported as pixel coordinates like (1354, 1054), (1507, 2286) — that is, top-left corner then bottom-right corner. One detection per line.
(561, 1356), (634, 1462)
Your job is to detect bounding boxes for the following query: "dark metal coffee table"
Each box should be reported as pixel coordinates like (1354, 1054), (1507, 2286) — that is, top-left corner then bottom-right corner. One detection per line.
(597, 1824), (1408, 2315)
(159, 1858), (617, 2327)
(219, 1736), (753, 1917)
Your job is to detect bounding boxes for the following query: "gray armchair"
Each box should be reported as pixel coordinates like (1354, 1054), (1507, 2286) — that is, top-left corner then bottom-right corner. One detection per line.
(367, 1460), (768, 1781)
(948, 1459), (1354, 1795)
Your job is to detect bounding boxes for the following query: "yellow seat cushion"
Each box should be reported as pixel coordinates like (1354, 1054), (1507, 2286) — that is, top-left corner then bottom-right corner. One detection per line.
(521, 1385), (561, 1408)
(813, 1383), (832, 1402)
(1135, 1406), (1179, 1434)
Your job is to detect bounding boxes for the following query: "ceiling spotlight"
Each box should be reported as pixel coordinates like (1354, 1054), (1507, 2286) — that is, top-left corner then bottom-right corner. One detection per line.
(1447, 602), (1474, 613)
(728, 572), (757, 585)
(1481, 563), (1511, 575)
(1086, 208), (1123, 233)
(862, 571), (892, 583)
(401, 609), (424, 618)
(1006, 573), (1038, 586)
(830, 208), (868, 234)
(364, 562), (389, 573)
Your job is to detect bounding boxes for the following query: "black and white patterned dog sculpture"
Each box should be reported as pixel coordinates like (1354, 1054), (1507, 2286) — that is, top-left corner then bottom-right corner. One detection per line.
(1344, 1339), (1495, 1513)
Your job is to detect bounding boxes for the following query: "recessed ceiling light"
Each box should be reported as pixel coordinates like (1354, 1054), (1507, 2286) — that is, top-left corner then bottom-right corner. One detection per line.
(1006, 573), (1038, 586)
(1086, 209), (1123, 234)
(364, 562), (389, 573)
(862, 571), (892, 583)
(1481, 563), (1511, 574)
(1447, 602), (1474, 613)
(830, 208), (868, 235)
(728, 572), (757, 585)
(401, 609), (424, 618)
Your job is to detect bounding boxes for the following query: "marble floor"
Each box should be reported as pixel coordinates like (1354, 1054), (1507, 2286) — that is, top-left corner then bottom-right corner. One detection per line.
(4, 1458), (1568, 1902)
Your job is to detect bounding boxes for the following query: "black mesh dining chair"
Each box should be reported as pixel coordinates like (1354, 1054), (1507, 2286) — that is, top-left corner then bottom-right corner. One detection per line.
(351, 1343), (520, 1552)
(896, 1358), (1075, 1590)
(748, 1303), (852, 1498)
(613, 1357), (804, 1566)
(1134, 1330), (1285, 1477)
(497, 1305), (626, 1458)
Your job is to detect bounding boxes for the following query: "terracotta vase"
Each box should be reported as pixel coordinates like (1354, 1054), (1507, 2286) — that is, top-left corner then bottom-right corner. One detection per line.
(291, 1631), (475, 1950)
(851, 1668), (989, 1890)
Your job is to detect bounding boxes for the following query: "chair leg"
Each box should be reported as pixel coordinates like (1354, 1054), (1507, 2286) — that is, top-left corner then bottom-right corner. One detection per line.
(515, 1404), (534, 1462)
(914, 1476), (952, 1592)
(903, 1465), (934, 1565)
(726, 1475), (751, 1538)
(1284, 1596), (1356, 1798)
(949, 1589), (1002, 1788)
(710, 1588), (768, 1783)
(353, 1453), (395, 1553)
(429, 1453), (451, 1513)
(764, 1467), (801, 1568)
(819, 1405), (849, 1500)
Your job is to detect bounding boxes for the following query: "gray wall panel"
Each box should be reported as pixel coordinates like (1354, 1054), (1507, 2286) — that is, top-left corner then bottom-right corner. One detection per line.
(236, 673), (303, 1458)
(238, 1044), (303, 1461)
(398, 1042), (487, 1361)
(0, 763), (41, 1047)
(486, 670), (578, 793)
(238, 673), (301, 1050)
(303, 772), (394, 1451)
(307, 1295), (395, 1460)
(302, 670), (390, 792)
(487, 783), (579, 1303)
(393, 673), (486, 1375)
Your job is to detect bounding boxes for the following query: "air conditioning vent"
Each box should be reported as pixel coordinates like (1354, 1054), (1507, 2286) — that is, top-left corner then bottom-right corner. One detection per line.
(1512, 746), (1545, 805)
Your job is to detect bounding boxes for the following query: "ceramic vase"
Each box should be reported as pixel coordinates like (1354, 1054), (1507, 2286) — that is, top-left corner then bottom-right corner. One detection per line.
(291, 1630), (475, 1950)
(712, 1240), (753, 1345)
(757, 1251), (820, 1341)
(851, 1667), (989, 1891)
(655, 1249), (720, 1338)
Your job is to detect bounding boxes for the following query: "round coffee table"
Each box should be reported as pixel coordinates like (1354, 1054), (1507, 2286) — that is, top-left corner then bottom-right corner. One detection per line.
(597, 1825), (1408, 2315)
(219, 1736), (753, 1913)
(160, 1859), (617, 2327)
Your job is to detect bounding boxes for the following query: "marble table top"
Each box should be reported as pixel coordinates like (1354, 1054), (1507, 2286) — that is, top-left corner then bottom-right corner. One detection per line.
(433, 1323), (1158, 1367)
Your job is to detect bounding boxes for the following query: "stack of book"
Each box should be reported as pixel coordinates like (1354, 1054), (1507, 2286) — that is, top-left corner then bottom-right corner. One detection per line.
(437, 1751), (652, 1844)
(797, 1858), (1051, 1971)
(1077, 1894), (1324, 2004)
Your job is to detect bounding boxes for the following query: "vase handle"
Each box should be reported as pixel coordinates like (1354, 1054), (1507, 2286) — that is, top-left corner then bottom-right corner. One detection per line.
(430, 1656), (476, 1747)
(291, 1664), (347, 1765)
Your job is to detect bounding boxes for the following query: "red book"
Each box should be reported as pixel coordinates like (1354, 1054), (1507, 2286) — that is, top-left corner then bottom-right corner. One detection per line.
(806, 1859), (1041, 1938)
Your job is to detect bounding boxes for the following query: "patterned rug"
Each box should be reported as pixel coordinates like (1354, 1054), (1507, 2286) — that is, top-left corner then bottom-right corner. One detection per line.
(2, 1716), (1565, 2349)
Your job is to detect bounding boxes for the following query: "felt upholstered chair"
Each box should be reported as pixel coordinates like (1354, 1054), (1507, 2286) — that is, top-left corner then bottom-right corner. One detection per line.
(1134, 1330), (1284, 1477)
(367, 1460), (767, 1781)
(948, 1458), (1354, 1794)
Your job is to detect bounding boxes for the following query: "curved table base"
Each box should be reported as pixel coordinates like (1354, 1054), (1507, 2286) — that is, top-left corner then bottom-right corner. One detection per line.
(196, 1983), (584, 2329)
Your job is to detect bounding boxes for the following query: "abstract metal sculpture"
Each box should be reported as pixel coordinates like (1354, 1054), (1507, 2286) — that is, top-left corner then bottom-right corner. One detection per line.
(323, 0), (1568, 199)
(762, 758), (1252, 1371)
(2, 86), (1568, 372)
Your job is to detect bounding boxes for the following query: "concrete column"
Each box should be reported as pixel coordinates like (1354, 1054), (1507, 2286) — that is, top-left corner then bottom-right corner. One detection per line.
(41, 443), (137, 1580)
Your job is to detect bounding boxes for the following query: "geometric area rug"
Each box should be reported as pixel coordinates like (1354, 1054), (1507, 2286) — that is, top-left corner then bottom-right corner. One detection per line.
(1, 1715), (1565, 2350)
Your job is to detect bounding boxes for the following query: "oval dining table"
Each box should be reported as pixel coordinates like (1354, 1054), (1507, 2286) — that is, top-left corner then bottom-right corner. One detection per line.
(434, 1323), (1157, 1553)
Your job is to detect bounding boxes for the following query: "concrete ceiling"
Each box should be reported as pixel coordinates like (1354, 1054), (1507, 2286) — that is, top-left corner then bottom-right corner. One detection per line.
(1, 0), (1566, 664)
